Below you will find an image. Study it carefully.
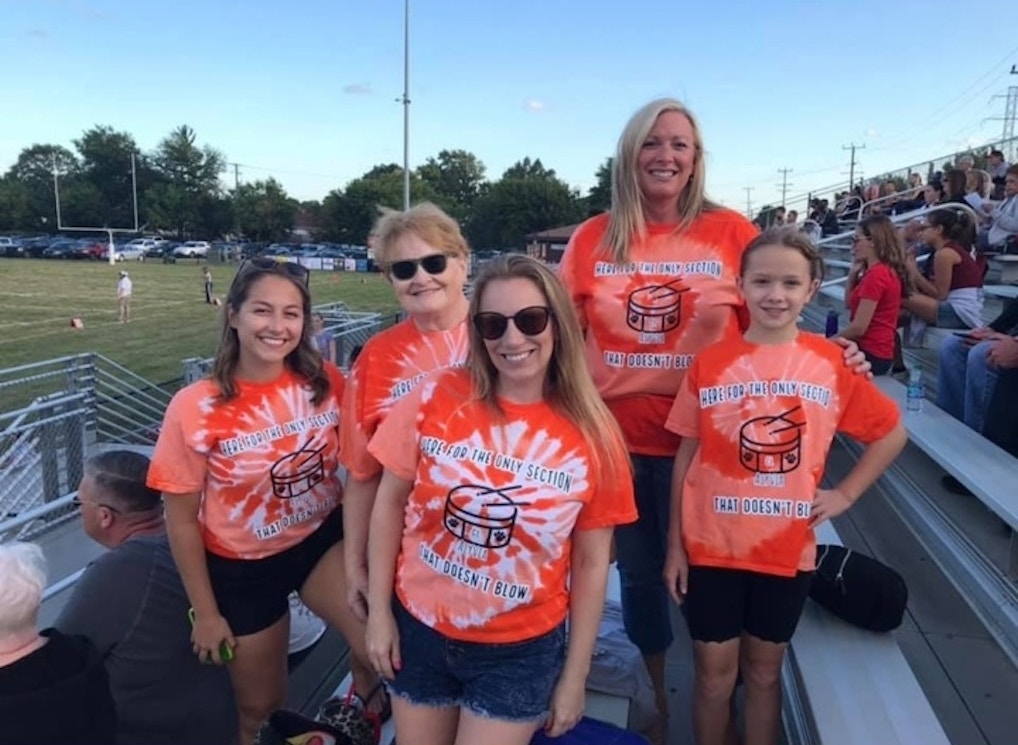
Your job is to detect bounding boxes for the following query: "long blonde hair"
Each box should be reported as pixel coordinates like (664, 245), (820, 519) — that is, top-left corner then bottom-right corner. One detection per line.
(604, 98), (719, 263)
(467, 255), (631, 483)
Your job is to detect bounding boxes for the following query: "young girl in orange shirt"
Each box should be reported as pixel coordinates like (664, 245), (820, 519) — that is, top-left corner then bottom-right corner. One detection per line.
(663, 229), (907, 745)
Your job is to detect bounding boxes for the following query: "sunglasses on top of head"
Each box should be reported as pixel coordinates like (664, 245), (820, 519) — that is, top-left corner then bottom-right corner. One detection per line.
(387, 253), (453, 281)
(237, 257), (310, 286)
(473, 306), (553, 340)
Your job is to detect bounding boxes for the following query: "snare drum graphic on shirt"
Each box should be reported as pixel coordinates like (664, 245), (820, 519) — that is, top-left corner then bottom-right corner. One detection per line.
(738, 407), (805, 474)
(626, 281), (689, 334)
(270, 439), (327, 499)
(443, 484), (529, 549)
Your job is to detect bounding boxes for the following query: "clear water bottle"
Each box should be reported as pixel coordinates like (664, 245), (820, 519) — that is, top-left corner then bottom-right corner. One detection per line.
(906, 365), (924, 413)
(825, 309), (839, 338)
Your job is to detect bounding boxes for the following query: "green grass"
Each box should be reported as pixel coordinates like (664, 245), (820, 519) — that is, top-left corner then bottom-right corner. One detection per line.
(0, 258), (399, 387)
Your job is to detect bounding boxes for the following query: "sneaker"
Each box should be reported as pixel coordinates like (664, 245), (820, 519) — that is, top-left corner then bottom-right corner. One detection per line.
(941, 474), (973, 496)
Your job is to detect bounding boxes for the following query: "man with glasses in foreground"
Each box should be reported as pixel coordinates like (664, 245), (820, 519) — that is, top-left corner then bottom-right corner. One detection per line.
(56, 450), (235, 745)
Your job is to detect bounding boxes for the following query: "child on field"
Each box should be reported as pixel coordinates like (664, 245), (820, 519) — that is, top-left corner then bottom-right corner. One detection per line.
(663, 228), (907, 745)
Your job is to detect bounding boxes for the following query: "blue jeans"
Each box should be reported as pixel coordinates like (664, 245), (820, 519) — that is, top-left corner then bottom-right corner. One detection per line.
(614, 454), (674, 656)
(936, 335), (999, 433)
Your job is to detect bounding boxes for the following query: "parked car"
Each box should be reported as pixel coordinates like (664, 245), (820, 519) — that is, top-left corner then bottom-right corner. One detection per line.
(114, 245), (146, 261)
(42, 240), (76, 259)
(68, 239), (107, 260)
(0, 237), (26, 258)
(173, 240), (210, 258)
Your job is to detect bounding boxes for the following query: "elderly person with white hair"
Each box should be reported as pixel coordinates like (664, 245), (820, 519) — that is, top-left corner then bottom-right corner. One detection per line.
(0, 542), (116, 745)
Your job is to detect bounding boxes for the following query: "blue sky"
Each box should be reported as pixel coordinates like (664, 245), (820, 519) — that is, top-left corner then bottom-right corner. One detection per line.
(3, 0), (1018, 216)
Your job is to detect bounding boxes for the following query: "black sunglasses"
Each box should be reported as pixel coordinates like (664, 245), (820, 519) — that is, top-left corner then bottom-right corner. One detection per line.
(72, 496), (121, 513)
(473, 306), (553, 340)
(238, 257), (310, 286)
(388, 253), (452, 281)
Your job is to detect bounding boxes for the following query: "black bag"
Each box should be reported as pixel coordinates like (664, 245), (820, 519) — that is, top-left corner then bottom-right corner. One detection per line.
(809, 545), (908, 632)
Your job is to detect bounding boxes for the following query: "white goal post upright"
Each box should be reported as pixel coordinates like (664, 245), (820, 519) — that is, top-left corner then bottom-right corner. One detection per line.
(52, 153), (140, 265)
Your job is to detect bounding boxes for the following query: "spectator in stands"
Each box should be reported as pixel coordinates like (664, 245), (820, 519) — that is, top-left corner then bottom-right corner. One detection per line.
(310, 312), (337, 364)
(815, 199), (840, 236)
(982, 351), (1018, 458)
(117, 270), (132, 324)
(966, 170), (990, 201)
(146, 259), (385, 745)
(957, 154), (975, 173)
(0, 542), (116, 745)
(937, 298), (1018, 437)
(556, 98), (868, 743)
(924, 179), (946, 208)
(988, 149), (1009, 199)
(841, 216), (912, 375)
(662, 229), (906, 745)
(340, 203), (471, 625)
(786, 209), (798, 226)
(978, 165), (1018, 252)
(943, 169), (969, 207)
(365, 255), (637, 745)
(55, 450), (236, 745)
(901, 209), (984, 330)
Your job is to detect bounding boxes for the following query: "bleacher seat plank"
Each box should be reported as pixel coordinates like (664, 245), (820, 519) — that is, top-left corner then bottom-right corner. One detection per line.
(984, 284), (1018, 300)
(991, 255), (1018, 284)
(874, 376), (1018, 578)
(789, 522), (951, 745)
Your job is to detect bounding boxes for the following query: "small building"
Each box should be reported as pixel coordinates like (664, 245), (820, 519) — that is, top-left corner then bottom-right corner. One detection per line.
(525, 223), (581, 264)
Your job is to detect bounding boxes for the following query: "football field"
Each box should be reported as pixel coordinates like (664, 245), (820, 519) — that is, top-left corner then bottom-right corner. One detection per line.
(0, 258), (398, 386)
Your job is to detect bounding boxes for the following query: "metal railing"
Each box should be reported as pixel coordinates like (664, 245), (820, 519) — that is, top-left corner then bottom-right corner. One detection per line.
(0, 354), (171, 541)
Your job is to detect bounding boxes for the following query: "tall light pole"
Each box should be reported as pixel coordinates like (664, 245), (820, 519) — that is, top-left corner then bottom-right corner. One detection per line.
(401, 0), (411, 211)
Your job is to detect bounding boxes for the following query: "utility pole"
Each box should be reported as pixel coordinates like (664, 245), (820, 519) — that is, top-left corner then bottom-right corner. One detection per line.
(1003, 64), (1018, 142)
(401, 0), (411, 211)
(776, 168), (793, 208)
(743, 186), (754, 218)
(842, 143), (865, 189)
(233, 163), (241, 191)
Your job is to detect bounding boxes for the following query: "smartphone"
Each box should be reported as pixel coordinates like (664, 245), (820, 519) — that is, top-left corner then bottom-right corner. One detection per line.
(187, 607), (235, 663)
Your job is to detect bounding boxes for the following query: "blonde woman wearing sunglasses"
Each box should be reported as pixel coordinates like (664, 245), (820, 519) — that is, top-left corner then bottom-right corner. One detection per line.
(340, 203), (473, 625)
(365, 255), (636, 745)
(147, 259), (384, 745)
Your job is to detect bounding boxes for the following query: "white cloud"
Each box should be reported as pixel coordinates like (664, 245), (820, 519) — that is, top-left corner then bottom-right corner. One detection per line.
(864, 128), (880, 139)
(523, 98), (546, 113)
(342, 83), (372, 96)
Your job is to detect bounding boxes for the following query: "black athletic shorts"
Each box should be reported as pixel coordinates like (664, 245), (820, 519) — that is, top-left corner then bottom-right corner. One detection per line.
(685, 565), (813, 644)
(205, 507), (343, 636)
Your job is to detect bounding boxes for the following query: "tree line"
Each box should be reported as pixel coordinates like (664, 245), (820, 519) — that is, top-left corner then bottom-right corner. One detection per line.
(0, 124), (614, 249)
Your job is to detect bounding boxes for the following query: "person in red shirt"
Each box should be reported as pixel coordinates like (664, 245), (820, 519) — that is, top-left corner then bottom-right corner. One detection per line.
(840, 215), (912, 375)
(147, 259), (383, 745)
(557, 98), (868, 738)
(663, 229), (906, 745)
(341, 202), (472, 623)
(365, 255), (636, 745)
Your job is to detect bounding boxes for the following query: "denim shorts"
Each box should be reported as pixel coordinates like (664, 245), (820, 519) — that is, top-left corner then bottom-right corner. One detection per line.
(388, 600), (566, 722)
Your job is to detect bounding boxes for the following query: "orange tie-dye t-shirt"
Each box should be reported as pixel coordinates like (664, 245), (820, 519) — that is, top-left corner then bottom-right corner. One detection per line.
(368, 368), (637, 644)
(558, 210), (758, 456)
(340, 317), (468, 480)
(665, 334), (900, 577)
(147, 364), (346, 560)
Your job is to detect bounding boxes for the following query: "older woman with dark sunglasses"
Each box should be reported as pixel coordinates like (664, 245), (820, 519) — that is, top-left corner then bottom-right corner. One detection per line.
(147, 258), (384, 745)
(340, 202), (472, 625)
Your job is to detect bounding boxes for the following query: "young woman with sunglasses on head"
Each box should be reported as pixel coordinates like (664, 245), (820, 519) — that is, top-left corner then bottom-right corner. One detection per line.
(840, 215), (912, 375)
(147, 258), (384, 745)
(364, 255), (636, 745)
(340, 203), (472, 623)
